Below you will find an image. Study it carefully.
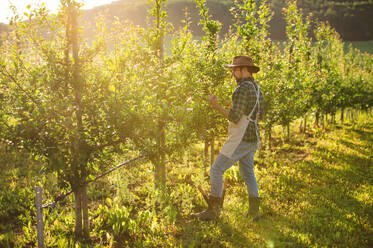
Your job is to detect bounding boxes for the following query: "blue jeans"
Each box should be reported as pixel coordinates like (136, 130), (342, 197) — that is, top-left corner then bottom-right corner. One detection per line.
(210, 141), (259, 198)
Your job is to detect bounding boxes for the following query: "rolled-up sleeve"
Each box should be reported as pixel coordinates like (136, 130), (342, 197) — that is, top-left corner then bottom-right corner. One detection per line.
(228, 86), (249, 124)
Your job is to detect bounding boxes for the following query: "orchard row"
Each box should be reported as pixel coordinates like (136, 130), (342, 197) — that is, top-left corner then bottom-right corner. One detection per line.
(0, 0), (371, 239)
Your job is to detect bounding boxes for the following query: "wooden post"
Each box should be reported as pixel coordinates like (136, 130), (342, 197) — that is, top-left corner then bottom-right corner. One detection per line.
(82, 185), (89, 240)
(204, 138), (209, 176)
(74, 187), (83, 238)
(210, 134), (215, 166)
(287, 123), (290, 141)
(35, 186), (44, 248)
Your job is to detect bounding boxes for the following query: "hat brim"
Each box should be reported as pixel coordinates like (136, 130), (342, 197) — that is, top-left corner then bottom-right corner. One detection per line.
(223, 64), (260, 73)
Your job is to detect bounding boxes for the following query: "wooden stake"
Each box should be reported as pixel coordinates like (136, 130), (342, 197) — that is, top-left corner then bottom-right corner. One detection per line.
(197, 185), (209, 205)
(35, 186), (44, 248)
(210, 134), (215, 165)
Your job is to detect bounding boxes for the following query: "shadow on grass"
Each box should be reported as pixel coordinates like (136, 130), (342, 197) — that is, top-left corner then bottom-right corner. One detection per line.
(255, 213), (302, 248)
(173, 121), (373, 247)
(252, 121), (372, 247)
(295, 159), (372, 247)
(288, 125), (373, 247)
(314, 147), (371, 183)
(178, 217), (255, 248)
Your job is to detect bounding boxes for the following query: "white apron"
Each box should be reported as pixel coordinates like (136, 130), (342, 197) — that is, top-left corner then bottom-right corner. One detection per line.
(220, 82), (261, 159)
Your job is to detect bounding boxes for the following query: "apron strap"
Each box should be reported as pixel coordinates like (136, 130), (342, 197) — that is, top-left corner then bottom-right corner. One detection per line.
(247, 81), (261, 148)
(247, 81), (261, 122)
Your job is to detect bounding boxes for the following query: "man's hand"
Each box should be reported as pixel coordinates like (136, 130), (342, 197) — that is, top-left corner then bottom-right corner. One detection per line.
(208, 94), (219, 109)
(208, 94), (229, 119)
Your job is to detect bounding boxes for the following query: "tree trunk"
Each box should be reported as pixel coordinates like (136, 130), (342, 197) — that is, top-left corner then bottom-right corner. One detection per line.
(264, 126), (272, 149)
(350, 110), (355, 124)
(154, 160), (166, 189)
(155, 0), (164, 60)
(74, 188), (82, 239)
(155, 121), (166, 189)
(340, 107), (344, 124)
(71, 13), (82, 133)
(304, 117), (307, 133)
(204, 138), (209, 175)
(64, 7), (70, 95)
(287, 123), (290, 141)
(153, 0), (166, 190)
(315, 111), (319, 127)
(210, 134), (215, 166)
(71, 5), (87, 240)
(82, 184), (89, 240)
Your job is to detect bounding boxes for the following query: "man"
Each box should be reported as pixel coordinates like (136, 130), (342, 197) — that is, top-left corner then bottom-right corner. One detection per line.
(191, 55), (264, 221)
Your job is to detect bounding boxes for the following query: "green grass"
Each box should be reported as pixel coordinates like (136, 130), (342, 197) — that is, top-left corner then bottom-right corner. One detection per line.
(174, 115), (372, 247)
(1, 112), (372, 247)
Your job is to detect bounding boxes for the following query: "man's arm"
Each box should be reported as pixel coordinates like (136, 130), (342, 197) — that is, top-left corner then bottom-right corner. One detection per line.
(208, 95), (229, 119)
(208, 83), (250, 123)
(228, 85), (250, 124)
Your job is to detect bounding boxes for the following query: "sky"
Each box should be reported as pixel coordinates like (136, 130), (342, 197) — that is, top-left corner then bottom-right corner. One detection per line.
(0, 0), (116, 24)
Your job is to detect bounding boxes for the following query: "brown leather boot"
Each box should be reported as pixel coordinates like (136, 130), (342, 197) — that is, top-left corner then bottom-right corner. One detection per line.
(191, 196), (222, 221)
(248, 196), (260, 221)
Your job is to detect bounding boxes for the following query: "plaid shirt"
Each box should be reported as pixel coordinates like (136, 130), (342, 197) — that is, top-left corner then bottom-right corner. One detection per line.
(228, 77), (264, 143)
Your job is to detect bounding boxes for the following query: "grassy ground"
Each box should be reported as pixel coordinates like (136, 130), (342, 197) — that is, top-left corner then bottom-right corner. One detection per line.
(1, 112), (372, 247)
(175, 115), (372, 247)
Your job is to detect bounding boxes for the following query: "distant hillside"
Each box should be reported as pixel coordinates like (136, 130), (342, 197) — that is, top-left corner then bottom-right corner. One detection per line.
(82, 0), (373, 40)
(81, 0), (234, 39)
(285, 0), (373, 40)
(1, 0), (372, 41)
